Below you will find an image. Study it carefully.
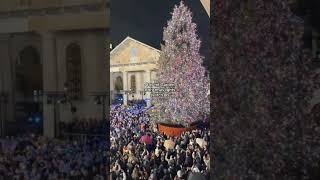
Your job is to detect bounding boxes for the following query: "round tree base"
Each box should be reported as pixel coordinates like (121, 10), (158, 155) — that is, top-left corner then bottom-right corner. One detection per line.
(157, 122), (199, 137)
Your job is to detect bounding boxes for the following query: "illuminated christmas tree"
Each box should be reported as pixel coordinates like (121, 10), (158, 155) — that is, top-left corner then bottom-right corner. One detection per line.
(152, 1), (210, 125)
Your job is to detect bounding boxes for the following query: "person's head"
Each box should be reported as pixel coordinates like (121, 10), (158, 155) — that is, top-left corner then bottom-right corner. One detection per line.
(149, 173), (156, 180)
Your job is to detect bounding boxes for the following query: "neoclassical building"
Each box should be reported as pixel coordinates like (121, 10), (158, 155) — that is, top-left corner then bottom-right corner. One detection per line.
(200, 0), (210, 16)
(110, 37), (160, 105)
(0, 0), (109, 137)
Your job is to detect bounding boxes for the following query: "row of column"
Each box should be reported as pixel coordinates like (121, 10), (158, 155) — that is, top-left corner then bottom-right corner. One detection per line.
(111, 70), (152, 106)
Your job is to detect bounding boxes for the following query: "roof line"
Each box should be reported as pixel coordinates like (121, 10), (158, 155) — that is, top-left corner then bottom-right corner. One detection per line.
(110, 36), (161, 55)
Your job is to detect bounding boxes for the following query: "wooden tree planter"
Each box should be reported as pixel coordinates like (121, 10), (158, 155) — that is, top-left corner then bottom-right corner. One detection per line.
(157, 121), (201, 137)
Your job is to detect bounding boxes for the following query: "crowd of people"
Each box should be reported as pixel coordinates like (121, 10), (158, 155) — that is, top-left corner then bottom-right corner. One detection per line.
(0, 135), (107, 179)
(60, 117), (107, 135)
(0, 103), (209, 180)
(110, 104), (210, 180)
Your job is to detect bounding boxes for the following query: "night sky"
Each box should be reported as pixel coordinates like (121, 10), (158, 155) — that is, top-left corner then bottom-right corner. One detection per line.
(110, 0), (210, 61)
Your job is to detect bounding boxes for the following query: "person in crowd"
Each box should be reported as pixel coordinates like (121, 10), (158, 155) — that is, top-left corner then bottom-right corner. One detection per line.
(110, 103), (210, 180)
(0, 134), (107, 179)
(60, 117), (107, 135)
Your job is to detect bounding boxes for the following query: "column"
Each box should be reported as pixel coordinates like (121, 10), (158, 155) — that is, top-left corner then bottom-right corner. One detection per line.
(0, 34), (14, 136)
(123, 71), (128, 105)
(41, 32), (57, 138)
(140, 72), (144, 100)
(136, 72), (141, 100)
(144, 70), (151, 106)
(83, 32), (108, 120)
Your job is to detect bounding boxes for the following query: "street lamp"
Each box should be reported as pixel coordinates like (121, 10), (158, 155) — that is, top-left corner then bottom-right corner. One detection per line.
(0, 92), (8, 137)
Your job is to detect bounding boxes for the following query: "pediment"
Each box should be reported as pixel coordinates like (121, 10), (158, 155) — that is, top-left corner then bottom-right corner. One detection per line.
(110, 36), (160, 65)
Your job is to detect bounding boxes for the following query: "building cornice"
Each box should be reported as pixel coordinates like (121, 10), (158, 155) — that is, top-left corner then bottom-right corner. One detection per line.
(111, 61), (157, 68)
(0, 2), (108, 19)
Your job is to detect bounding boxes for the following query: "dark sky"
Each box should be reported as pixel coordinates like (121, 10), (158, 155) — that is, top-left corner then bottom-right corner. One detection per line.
(110, 0), (210, 59)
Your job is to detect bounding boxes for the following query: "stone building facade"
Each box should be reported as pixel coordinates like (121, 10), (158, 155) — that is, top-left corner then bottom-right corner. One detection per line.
(110, 37), (160, 106)
(0, 0), (109, 137)
(200, 0), (210, 16)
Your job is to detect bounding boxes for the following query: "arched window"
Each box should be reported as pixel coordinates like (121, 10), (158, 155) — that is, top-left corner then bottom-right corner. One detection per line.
(16, 46), (42, 97)
(18, 46), (41, 66)
(130, 75), (136, 93)
(115, 76), (123, 91)
(66, 43), (82, 100)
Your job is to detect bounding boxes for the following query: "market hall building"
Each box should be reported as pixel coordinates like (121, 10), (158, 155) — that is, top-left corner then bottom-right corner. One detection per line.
(0, 0), (109, 138)
(110, 37), (160, 106)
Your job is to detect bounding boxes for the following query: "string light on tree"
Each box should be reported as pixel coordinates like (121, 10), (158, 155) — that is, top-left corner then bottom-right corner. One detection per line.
(152, 1), (210, 125)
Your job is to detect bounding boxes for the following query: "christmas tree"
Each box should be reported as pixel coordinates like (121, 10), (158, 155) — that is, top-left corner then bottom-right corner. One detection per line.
(212, 0), (320, 178)
(151, 1), (210, 125)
